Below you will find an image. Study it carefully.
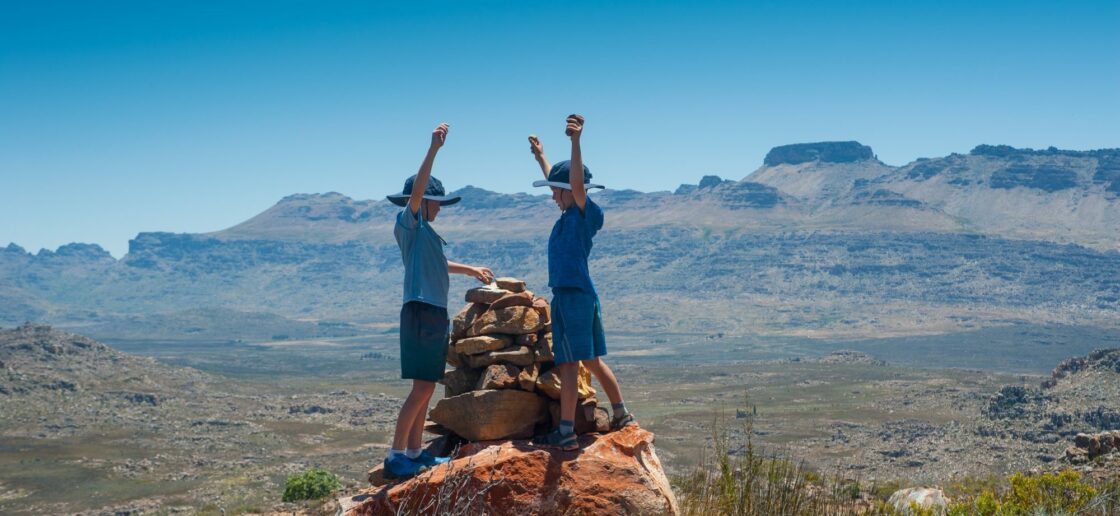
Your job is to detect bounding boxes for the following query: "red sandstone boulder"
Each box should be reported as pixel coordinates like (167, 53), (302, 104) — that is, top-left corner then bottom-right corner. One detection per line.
(344, 426), (678, 515)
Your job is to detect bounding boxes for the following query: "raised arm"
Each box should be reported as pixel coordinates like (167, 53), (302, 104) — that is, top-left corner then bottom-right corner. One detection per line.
(528, 135), (550, 179)
(408, 123), (450, 215)
(566, 114), (587, 211)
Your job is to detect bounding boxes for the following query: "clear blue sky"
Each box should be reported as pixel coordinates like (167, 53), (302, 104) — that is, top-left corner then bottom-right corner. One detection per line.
(2, 0), (1117, 257)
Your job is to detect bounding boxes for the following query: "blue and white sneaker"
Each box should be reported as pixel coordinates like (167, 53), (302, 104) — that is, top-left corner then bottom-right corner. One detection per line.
(414, 450), (452, 467)
(383, 455), (426, 480)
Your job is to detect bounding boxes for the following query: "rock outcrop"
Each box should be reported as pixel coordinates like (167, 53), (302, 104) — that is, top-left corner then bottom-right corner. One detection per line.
(346, 426), (678, 515)
(1064, 430), (1120, 464)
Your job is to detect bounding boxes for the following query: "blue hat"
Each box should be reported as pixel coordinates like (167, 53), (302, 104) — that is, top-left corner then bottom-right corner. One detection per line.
(386, 175), (461, 207)
(532, 160), (605, 190)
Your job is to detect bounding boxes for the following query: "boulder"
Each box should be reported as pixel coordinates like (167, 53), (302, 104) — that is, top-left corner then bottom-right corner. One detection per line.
(536, 363), (596, 400)
(428, 389), (548, 442)
(887, 488), (949, 515)
(451, 303), (488, 340)
(495, 277), (526, 292)
(476, 364), (520, 390)
(454, 334), (512, 355)
(465, 285), (509, 305)
(346, 426), (678, 515)
(440, 367), (482, 398)
(466, 346), (534, 368)
(467, 306), (543, 336)
(490, 291), (534, 310)
(549, 398), (610, 434)
(517, 363), (539, 392)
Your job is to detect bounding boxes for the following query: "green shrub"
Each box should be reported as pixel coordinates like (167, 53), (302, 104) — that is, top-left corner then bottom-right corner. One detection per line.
(282, 468), (342, 502)
(947, 470), (1102, 515)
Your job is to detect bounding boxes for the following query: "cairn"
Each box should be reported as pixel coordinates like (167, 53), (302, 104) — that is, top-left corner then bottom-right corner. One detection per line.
(427, 277), (608, 447)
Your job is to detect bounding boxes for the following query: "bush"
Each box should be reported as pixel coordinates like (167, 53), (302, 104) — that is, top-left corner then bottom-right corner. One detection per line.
(947, 470), (1105, 515)
(282, 468), (342, 502)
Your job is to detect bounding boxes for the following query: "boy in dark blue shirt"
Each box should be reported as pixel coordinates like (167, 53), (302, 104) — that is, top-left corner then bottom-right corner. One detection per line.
(528, 115), (637, 451)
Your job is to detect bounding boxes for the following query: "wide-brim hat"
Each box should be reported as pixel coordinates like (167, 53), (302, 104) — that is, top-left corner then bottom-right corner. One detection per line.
(532, 160), (605, 190)
(386, 174), (461, 207)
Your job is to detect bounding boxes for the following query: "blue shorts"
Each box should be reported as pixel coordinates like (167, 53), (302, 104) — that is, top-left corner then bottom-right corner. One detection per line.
(550, 288), (607, 364)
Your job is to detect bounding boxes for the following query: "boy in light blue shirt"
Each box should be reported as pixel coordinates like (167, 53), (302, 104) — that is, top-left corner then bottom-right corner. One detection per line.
(383, 123), (495, 478)
(527, 115), (637, 451)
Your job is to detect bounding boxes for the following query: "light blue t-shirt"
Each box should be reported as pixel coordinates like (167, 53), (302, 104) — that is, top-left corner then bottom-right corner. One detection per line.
(394, 209), (449, 308)
(547, 199), (604, 294)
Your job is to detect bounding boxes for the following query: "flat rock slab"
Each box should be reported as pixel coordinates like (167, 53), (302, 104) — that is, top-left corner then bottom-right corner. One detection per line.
(465, 286), (509, 305)
(466, 345), (534, 368)
(494, 277), (526, 292)
(454, 334), (512, 355)
(429, 389), (548, 441)
(468, 306), (543, 336)
(490, 291), (534, 310)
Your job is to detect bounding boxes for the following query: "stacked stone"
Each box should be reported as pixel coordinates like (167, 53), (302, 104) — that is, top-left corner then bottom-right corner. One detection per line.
(429, 277), (609, 443)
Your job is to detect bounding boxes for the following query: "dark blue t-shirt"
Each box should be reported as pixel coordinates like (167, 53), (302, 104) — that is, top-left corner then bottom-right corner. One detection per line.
(547, 199), (604, 294)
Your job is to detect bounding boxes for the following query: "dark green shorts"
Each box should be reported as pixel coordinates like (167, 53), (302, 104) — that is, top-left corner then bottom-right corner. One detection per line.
(399, 301), (449, 382)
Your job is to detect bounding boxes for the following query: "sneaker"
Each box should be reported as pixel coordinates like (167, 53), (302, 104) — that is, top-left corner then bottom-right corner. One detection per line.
(532, 429), (579, 451)
(610, 412), (637, 431)
(413, 450), (451, 467)
(383, 455), (426, 480)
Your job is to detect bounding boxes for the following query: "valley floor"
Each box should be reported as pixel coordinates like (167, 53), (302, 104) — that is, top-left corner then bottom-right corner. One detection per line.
(0, 324), (1116, 514)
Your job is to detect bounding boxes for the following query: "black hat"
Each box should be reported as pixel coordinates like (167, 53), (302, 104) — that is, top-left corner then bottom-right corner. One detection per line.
(386, 175), (461, 207)
(532, 160), (605, 190)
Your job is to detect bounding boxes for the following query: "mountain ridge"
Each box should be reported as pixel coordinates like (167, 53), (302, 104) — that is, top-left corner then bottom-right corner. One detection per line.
(3, 141), (1118, 338)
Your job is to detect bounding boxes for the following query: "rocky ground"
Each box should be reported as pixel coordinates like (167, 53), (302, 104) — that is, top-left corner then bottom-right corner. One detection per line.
(2, 321), (1117, 514)
(773, 348), (1120, 484)
(0, 324), (400, 515)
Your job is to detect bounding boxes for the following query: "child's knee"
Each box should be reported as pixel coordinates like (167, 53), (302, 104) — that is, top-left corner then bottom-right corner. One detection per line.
(412, 380), (437, 395)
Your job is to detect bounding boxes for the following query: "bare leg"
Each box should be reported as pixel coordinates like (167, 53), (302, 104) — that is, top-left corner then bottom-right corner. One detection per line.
(407, 380), (436, 450)
(583, 357), (623, 406)
(559, 362), (579, 426)
(392, 380), (436, 450)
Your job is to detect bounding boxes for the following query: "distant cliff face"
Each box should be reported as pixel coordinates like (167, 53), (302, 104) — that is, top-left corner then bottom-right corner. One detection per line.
(2, 143), (1118, 338)
(763, 141), (875, 166)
